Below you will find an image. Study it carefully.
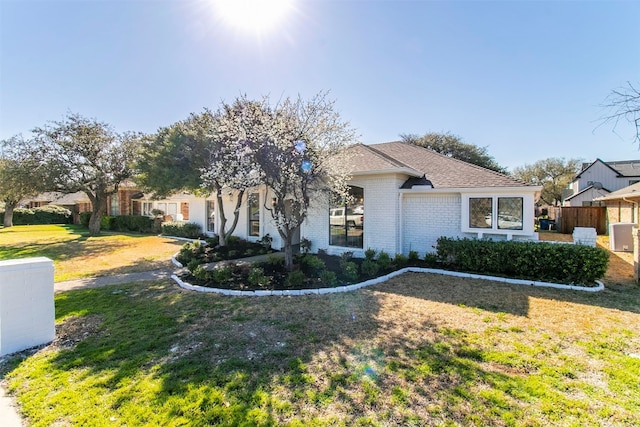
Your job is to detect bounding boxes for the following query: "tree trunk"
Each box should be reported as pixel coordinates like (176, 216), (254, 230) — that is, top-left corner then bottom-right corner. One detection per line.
(216, 189), (245, 247)
(216, 190), (227, 246)
(2, 201), (17, 227)
(88, 195), (107, 235)
(282, 230), (294, 271)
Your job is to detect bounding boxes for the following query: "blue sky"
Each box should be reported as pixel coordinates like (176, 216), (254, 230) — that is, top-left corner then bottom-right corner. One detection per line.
(1, 0), (639, 171)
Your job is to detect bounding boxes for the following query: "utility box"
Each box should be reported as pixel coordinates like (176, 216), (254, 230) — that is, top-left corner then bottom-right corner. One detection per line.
(0, 257), (55, 356)
(609, 223), (635, 252)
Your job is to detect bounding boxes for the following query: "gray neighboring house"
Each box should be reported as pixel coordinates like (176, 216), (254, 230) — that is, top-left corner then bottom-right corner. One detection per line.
(564, 158), (640, 206)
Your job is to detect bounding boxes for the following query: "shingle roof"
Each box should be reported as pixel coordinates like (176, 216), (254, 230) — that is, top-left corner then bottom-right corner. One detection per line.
(595, 182), (640, 201)
(347, 142), (532, 189)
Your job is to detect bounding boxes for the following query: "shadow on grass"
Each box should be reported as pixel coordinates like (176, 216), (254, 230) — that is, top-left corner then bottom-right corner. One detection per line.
(374, 271), (640, 316)
(0, 280), (556, 426)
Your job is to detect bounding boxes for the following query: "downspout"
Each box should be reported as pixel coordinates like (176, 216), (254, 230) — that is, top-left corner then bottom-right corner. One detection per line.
(398, 192), (404, 255)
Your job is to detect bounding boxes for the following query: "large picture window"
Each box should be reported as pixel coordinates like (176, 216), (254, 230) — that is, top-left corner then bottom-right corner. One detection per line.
(330, 186), (364, 248)
(248, 193), (260, 237)
(469, 196), (523, 231)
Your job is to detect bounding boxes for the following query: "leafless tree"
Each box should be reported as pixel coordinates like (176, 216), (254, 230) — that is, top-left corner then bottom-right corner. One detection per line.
(599, 81), (640, 145)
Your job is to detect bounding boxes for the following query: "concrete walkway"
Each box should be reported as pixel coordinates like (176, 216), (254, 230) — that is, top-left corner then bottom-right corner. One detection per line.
(1, 268), (175, 426)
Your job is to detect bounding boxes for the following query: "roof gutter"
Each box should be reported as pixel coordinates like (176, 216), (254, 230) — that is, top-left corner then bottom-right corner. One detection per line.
(398, 186), (542, 194)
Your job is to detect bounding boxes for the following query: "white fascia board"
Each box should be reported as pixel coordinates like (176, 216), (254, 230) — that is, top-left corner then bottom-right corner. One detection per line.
(399, 186), (542, 194)
(350, 167), (423, 178)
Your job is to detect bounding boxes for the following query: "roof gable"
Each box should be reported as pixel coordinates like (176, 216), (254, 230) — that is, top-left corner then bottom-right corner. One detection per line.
(575, 158), (640, 180)
(348, 142), (532, 189)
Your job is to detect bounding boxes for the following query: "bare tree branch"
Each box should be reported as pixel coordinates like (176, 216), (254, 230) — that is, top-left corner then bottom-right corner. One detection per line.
(598, 81), (640, 145)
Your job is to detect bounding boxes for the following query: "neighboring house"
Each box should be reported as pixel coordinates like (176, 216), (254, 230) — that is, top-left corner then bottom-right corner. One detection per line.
(22, 191), (91, 224)
(594, 181), (640, 225)
(563, 159), (640, 206)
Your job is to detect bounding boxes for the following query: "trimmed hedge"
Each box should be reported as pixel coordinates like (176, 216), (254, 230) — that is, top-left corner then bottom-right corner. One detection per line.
(161, 221), (202, 239)
(435, 237), (609, 285)
(79, 213), (158, 234)
(0, 205), (72, 225)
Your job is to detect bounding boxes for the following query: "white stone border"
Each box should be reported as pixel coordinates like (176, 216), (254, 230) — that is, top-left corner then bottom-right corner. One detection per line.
(170, 266), (604, 296)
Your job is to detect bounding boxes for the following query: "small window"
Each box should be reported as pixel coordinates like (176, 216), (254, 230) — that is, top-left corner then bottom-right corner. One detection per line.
(469, 197), (492, 229)
(110, 194), (119, 216)
(248, 193), (260, 237)
(497, 197), (523, 230)
(142, 202), (153, 216)
(206, 200), (215, 233)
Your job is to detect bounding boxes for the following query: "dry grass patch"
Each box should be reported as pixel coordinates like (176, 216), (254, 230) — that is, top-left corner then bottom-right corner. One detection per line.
(0, 224), (183, 281)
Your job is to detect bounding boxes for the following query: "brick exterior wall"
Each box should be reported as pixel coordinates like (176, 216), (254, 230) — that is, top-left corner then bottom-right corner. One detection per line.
(604, 200), (636, 224)
(402, 193), (463, 255)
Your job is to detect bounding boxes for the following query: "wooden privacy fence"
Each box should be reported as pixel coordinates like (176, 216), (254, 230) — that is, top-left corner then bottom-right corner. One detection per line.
(559, 206), (607, 235)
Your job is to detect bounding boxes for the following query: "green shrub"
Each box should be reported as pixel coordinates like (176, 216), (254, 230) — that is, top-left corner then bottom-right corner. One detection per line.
(226, 235), (241, 246)
(424, 252), (438, 266)
(4, 205), (72, 225)
(258, 234), (273, 249)
(186, 259), (201, 272)
(408, 250), (420, 262)
(360, 258), (380, 278)
(176, 240), (204, 265)
(319, 269), (338, 286)
(364, 248), (377, 260)
(339, 251), (354, 270)
(299, 255), (326, 277)
(193, 265), (234, 284)
(300, 237), (312, 254)
(79, 211), (91, 227)
(248, 267), (270, 287)
(100, 215), (116, 230)
(286, 270), (307, 288)
(376, 251), (392, 271)
(341, 261), (359, 282)
(110, 215), (155, 233)
(394, 253), (408, 269)
(33, 205), (72, 224)
(161, 222), (202, 239)
(435, 237), (609, 285)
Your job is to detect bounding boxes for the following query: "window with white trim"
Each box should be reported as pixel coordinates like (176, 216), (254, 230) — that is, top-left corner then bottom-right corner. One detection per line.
(248, 193), (260, 237)
(468, 197), (523, 231)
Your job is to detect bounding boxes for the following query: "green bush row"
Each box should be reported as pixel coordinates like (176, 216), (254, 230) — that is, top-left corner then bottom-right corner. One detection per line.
(0, 205), (72, 225)
(435, 237), (609, 285)
(79, 212), (159, 234)
(161, 221), (202, 239)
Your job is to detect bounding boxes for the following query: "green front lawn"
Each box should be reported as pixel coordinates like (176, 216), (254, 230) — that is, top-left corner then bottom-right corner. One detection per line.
(2, 274), (639, 426)
(1, 225), (639, 426)
(0, 225), (183, 281)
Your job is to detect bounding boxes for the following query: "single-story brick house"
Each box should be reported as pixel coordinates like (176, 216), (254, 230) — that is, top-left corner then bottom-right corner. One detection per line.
(168, 142), (541, 257)
(28, 142), (541, 256)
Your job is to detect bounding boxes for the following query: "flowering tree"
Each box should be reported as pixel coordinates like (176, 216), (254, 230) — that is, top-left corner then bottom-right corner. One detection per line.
(31, 113), (141, 235)
(0, 135), (47, 227)
(245, 92), (358, 269)
(200, 101), (264, 246)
